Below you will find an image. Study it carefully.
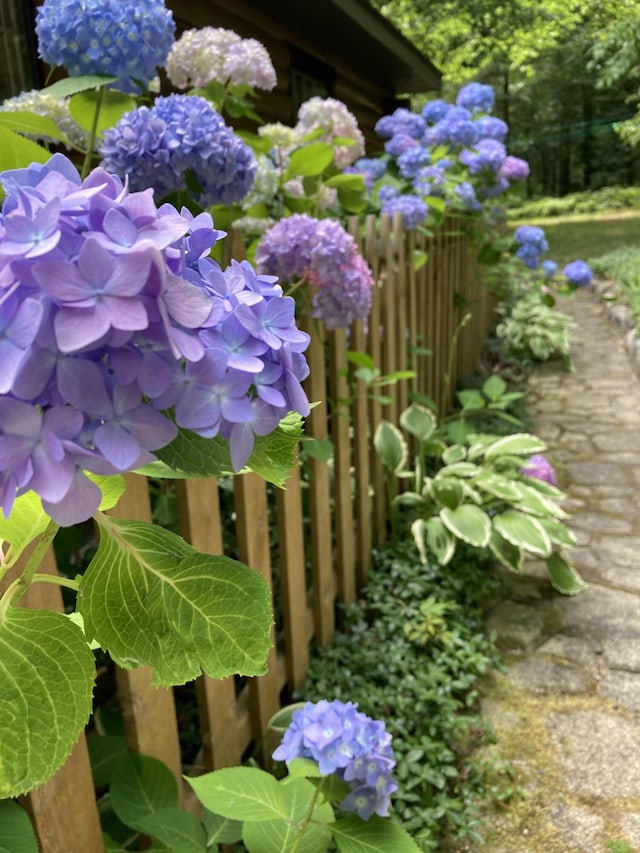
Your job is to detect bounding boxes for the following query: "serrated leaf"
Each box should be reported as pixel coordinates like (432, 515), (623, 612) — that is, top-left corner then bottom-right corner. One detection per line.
(285, 757), (322, 779)
(137, 808), (207, 853)
(0, 800), (38, 853)
(0, 110), (69, 142)
(425, 516), (456, 565)
(40, 74), (118, 98)
(284, 142), (334, 180)
(0, 610), (95, 797)
(331, 814), (422, 852)
(79, 516), (272, 686)
(374, 421), (407, 473)
(440, 505), (491, 548)
(87, 735), (128, 788)
(399, 404), (436, 441)
(0, 490), (50, 557)
(92, 473), (126, 511)
(69, 89), (136, 137)
(110, 754), (178, 830)
(187, 767), (287, 822)
(202, 809), (244, 845)
(0, 125), (50, 173)
(493, 510), (552, 557)
(457, 389), (485, 411)
(483, 433), (547, 461)
(242, 777), (333, 853)
(489, 529), (524, 573)
(546, 553), (588, 595)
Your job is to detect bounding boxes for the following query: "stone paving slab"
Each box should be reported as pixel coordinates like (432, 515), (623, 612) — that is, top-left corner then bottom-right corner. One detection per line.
(460, 287), (640, 853)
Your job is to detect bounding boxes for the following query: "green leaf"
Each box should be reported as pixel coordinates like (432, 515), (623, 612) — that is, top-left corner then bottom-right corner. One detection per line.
(347, 350), (376, 370)
(441, 445), (467, 465)
(110, 754), (178, 830)
(303, 437), (334, 462)
(79, 517), (272, 686)
(284, 142), (334, 180)
(40, 74), (118, 98)
(483, 433), (547, 461)
(399, 404), (437, 441)
(413, 249), (428, 271)
(92, 473), (126, 511)
(0, 800), (38, 853)
(0, 110), (69, 142)
(149, 414), (302, 487)
(374, 421), (407, 473)
(0, 610), (94, 797)
(87, 735), (128, 788)
(0, 490), (50, 557)
(137, 808), (207, 853)
(268, 704), (307, 734)
(243, 777), (333, 853)
(440, 505), (491, 548)
(457, 389), (485, 411)
(489, 529), (524, 573)
(478, 242), (503, 265)
(546, 553), (588, 595)
(325, 172), (365, 191)
(515, 482), (567, 518)
(331, 814), (422, 852)
(425, 516), (456, 565)
(474, 473), (523, 501)
(538, 516), (577, 548)
(0, 126), (50, 173)
(411, 519), (429, 564)
(493, 510), (552, 557)
(482, 374), (507, 401)
(69, 89), (136, 137)
(187, 767), (287, 822)
(431, 477), (464, 510)
(202, 809), (243, 845)
(285, 757), (322, 779)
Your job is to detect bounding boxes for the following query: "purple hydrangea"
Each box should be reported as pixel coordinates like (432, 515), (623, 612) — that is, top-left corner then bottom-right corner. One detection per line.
(384, 133), (419, 158)
(520, 454), (557, 486)
(0, 154), (310, 525)
(272, 700), (398, 820)
(456, 82), (495, 114)
(255, 215), (373, 330)
(377, 185), (399, 204)
(381, 195), (428, 230)
(459, 139), (507, 174)
(375, 108), (426, 140)
(35, 0), (175, 93)
(421, 99), (451, 125)
(563, 260), (593, 288)
(100, 94), (256, 207)
(413, 164), (447, 197)
(499, 155), (530, 182)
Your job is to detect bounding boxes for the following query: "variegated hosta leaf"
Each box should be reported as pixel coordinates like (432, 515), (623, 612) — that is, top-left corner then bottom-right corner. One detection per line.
(483, 433), (547, 461)
(493, 510), (552, 557)
(440, 505), (492, 548)
(425, 516), (456, 565)
(489, 529), (524, 573)
(399, 404), (437, 442)
(546, 553), (588, 595)
(374, 420), (408, 473)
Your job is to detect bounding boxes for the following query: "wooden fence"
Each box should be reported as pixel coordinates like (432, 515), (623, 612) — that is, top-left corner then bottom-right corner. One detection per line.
(16, 214), (495, 852)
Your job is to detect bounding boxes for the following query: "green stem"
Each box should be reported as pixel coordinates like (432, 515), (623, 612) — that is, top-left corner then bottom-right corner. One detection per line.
(81, 85), (106, 179)
(0, 519), (60, 621)
(30, 573), (80, 592)
(440, 312), (472, 423)
(290, 778), (325, 853)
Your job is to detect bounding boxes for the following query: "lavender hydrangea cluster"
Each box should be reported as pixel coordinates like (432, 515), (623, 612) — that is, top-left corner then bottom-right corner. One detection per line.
(456, 82), (495, 114)
(499, 155), (530, 182)
(563, 260), (593, 288)
(374, 108), (426, 141)
(0, 154), (310, 526)
(100, 94), (257, 207)
(165, 26), (276, 91)
(255, 215), (373, 330)
(520, 454), (557, 485)
(295, 98), (365, 169)
(35, 0), (175, 93)
(381, 194), (428, 230)
(459, 139), (507, 175)
(513, 225), (549, 269)
(272, 700), (398, 820)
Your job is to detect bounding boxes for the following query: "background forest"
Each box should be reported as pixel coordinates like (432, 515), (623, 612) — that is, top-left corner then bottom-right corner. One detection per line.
(370, 0), (640, 197)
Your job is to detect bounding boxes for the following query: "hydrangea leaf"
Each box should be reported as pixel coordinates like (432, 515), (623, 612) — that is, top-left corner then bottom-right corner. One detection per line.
(242, 777), (333, 853)
(0, 110), (69, 143)
(0, 126), (50, 174)
(331, 814), (422, 852)
(0, 800), (39, 853)
(90, 473), (126, 512)
(147, 414), (302, 487)
(79, 516), (272, 686)
(136, 808), (207, 853)
(0, 490), (50, 557)
(187, 767), (287, 822)
(109, 753), (178, 830)
(0, 609), (95, 797)
(40, 75), (118, 99)
(69, 90), (136, 138)
(201, 810), (243, 845)
(284, 142), (334, 180)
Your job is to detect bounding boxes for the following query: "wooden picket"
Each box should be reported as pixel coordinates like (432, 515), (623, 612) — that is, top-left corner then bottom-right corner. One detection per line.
(16, 214), (496, 851)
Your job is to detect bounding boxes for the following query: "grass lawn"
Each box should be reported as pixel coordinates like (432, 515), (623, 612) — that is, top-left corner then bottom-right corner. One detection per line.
(508, 209), (640, 267)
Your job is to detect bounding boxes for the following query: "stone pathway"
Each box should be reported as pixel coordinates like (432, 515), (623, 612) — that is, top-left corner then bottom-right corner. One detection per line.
(463, 286), (640, 853)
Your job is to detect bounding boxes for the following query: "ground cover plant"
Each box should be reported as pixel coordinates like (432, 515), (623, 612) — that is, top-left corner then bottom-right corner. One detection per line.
(589, 246), (640, 333)
(508, 186), (640, 220)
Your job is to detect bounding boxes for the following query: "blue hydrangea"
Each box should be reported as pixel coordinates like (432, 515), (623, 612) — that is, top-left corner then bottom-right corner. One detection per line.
(542, 260), (558, 279)
(35, 0), (175, 92)
(456, 82), (495, 114)
(273, 700), (398, 821)
(377, 185), (400, 204)
(0, 154), (309, 525)
(397, 146), (431, 179)
(454, 181), (482, 212)
(351, 157), (388, 181)
(375, 108), (426, 140)
(514, 224), (550, 269)
(421, 99), (451, 124)
(384, 133), (419, 157)
(381, 195), (428, 230)
(100, 95), (256, 207)
(459, 139), (506, 174)
(563, 260), (593, 287)
(475, 116), (509, 142)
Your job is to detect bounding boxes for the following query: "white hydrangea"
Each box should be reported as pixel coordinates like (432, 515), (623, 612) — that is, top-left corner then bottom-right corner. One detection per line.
(1, 89), (88, 149)
(241, 154), (281, 211)
(295, 97), (365, 168)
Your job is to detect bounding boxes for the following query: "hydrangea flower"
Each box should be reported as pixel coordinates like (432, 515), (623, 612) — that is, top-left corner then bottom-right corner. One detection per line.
(520, 454), (557, 485)
(563, 260), (593, 288)
(1, 89), (87, 149)
(377, 185), (399, 204)
(454, 181), (482, 212)
(273, 700), (398, 820)
(499, 155), (530, 182)
(295, 97), (365, 169)
(35, 0), (175, 93)
(397, 146), (431, 179)
(381, 195), (428, 230)
(542, 260), (558, 279)
(456, 82), (495, 114)
(421, 99), (451, 124)
(166, 26), (276, 91)
(100, 94), (257, 207)
(514, 225), (549, 268)
(375, 108), (426, 140)
(413, 164), (447, 197)
(385, 133), (419, 157)
(0, 154), (310, 525)
(459, 139), (506, 174)
(474, 116), (509, 142)
(255, 215), (373, 330)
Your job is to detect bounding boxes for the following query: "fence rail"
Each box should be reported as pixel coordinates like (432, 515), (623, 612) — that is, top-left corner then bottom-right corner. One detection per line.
(17, 214), (495, 851)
